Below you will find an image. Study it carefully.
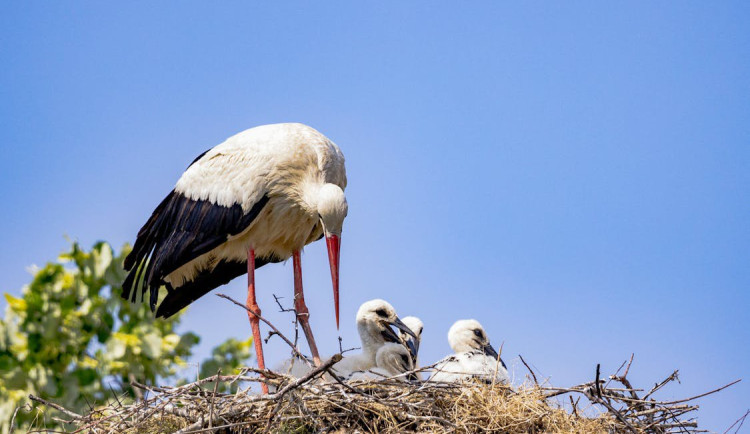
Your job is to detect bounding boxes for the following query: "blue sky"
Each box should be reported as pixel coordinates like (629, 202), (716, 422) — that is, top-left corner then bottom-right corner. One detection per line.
(1, 1), (748, 429)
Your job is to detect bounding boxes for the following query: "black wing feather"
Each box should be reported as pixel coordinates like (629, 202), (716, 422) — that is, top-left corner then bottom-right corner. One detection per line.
(154, 254), (281, 319)
(122, 190), (270, 313)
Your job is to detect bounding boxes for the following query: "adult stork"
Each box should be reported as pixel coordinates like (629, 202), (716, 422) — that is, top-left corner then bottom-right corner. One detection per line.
(121, 123), (347, 392)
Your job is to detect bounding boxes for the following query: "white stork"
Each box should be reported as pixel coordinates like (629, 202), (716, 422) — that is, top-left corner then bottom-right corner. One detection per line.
(429, 319), (509, 384)
(347, 343), (415, 382)
(329, 299), (417, 378)
(121, 123), (347, 393)
(273, 299), (417, 381)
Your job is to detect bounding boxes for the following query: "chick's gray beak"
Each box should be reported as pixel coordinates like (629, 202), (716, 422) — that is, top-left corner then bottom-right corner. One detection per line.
(404, 337), (419, 361)
(482, 342), (507, 369)
(391, 317), (417, 341)
(390, 317), (419, 360)
(482, 342), (499, 359)
(380, 324), (401, 343)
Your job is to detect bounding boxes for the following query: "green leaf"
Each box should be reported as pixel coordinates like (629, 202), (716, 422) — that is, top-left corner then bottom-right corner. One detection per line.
(1, 241), (237, 432)
(3, 294), (27, 312)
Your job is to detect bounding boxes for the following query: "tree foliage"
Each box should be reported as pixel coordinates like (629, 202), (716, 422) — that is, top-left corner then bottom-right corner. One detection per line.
(0, 242), (253, 432)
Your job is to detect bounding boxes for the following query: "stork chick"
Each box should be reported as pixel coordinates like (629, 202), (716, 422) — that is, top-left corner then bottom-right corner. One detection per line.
(330, 299), (417, 378)
(429, 319), (509, 384)
(347, 343), (414, 382)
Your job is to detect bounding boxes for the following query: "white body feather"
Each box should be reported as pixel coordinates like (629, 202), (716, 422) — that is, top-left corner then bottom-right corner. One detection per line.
(429, 319), (510, 385)
(430, 351), (509, 384)
(347, 343), (414, 382)
(277, 300), (409, 380)
(165, 123), (347, 287)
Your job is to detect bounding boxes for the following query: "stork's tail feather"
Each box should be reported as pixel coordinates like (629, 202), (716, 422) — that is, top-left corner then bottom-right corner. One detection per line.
(155, 255), (281, 319)
(155, 259), (246, 318)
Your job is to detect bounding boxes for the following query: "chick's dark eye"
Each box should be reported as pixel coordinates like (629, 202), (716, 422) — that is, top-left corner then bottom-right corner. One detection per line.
(375, 308), (388, 317)
(473, 329), (483, 338)
(400, 354), (409, 364)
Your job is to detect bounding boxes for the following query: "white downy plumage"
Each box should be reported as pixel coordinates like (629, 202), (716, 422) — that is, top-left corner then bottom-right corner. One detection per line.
(275, 299), (417, 381)
(347, 343), (414, 382)
(429, 319), (509, 384)
(331, 299), (417, 377)
(399, 316), (424, 380)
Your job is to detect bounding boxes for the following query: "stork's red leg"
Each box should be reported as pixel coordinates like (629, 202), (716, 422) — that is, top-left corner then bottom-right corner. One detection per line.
(293, 250), (322, 366)
(246, 248), (269, 394)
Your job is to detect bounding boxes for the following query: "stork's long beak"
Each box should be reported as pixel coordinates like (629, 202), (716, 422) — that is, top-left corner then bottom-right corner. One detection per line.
(325, 234), (341, 329)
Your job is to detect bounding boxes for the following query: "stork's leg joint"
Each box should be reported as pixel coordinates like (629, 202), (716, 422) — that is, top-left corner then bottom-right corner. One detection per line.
(246, 247), (268, 394)
(294, 293), (310, 317)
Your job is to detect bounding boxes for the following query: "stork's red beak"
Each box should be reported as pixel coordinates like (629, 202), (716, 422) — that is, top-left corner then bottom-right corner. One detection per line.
(325, 234), (341, 329)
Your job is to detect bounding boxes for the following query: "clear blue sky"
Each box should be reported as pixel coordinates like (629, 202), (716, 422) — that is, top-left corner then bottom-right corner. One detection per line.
(1, 1), (748, 429)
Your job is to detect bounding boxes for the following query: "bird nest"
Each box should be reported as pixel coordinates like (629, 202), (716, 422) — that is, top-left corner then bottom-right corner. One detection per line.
(28, 353), (738, 434)
(25, 294), (740, 433)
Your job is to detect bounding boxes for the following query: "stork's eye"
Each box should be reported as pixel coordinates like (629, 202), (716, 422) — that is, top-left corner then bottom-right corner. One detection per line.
(375, 308), (388, 317)
(473, 329), (483, 338)
(400, 354), (409, 364)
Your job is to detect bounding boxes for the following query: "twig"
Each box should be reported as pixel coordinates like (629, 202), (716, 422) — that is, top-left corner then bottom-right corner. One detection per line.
(264, 354), (344, 433)
(272, 293), (302, 351)
(128, 373), (144, 401)
(208, 368), (221, 430)
(606, 358), (629, 389)
(724, 409), (750, 434)
(216, 293), (313, 367)
(9, 403), (30, 430)
(272, 354), (342, 400)
(643, 370), (680, 400)
(583, 388), (639, 434)
(29, 395), (82, 420)
(272, 294), (294, 313)
(660, 379), (741, 405)
(623, 353), (635, 378)
(519, 354), (538, 385)
(569, 395), (578, 417)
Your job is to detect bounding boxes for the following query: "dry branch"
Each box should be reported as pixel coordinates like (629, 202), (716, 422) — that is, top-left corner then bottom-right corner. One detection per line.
(26, 353), (739, 433)
(23, 298), (740, 433)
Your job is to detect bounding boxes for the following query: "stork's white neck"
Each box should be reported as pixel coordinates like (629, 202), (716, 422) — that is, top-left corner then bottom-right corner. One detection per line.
(300, 182), (347, 235)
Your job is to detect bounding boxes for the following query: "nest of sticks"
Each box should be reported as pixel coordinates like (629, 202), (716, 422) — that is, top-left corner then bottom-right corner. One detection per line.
(26, 294), (740, 433)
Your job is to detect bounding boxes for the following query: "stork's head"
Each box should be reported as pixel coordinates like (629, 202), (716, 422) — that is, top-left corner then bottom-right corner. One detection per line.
(356, 299), (417, 356)
(375, 342), (414, 380)
(448, 319), (499, 359)
(316, 183), (348, 328)
(399, 316), (423, 362)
